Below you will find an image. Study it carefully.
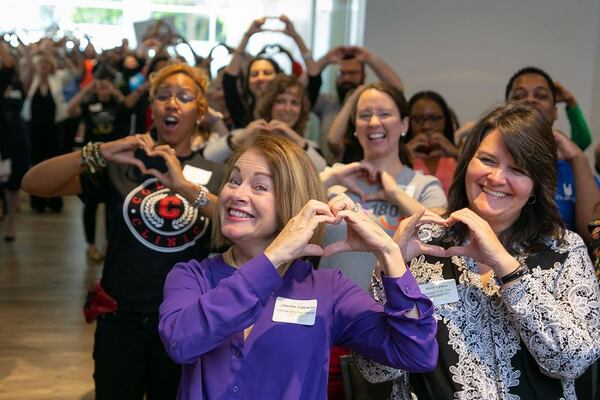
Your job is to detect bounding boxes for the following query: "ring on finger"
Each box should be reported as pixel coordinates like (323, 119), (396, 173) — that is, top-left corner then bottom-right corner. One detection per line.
(352, 202), (361, 213)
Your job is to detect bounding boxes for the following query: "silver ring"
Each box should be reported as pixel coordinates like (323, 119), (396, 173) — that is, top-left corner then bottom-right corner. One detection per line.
(352, 202), (360, 213)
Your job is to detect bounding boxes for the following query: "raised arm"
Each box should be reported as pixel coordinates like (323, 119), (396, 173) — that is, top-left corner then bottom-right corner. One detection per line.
(225, 18), (264, 77)
(326, 85), (363, 159)
(554, 129), (600, 244)
(554, 80), (591, 150)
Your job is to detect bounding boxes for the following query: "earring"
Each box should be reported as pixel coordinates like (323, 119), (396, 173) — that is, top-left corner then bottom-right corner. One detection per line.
(527, 195), (537, 205)
(353, 131), (357, 137)
(401, 131), (407, 137)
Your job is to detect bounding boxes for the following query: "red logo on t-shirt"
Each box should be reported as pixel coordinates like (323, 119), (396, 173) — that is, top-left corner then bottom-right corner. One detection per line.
(123, 178), (209, 252)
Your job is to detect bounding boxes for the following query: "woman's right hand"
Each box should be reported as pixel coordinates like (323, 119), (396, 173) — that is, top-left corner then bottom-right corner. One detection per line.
(392, 208), (449, 262)
(264, 200), (336, 268)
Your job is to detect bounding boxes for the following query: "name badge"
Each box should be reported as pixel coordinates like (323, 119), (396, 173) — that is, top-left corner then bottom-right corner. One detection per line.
(272, 297), (317, 326)
(419, 279), (459, 306)
(182, 165), (212, 185)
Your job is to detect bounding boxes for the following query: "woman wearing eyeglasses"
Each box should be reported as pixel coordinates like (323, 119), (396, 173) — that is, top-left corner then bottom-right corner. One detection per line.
(22, 62), (225, 399)
(406, 91), (459, 194)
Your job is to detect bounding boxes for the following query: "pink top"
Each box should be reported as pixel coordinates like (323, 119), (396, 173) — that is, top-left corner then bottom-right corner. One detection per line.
(412, 156), (457, 195)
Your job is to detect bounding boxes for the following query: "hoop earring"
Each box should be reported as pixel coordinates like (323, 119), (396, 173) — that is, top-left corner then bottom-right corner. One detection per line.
(527, 195), (537, 205)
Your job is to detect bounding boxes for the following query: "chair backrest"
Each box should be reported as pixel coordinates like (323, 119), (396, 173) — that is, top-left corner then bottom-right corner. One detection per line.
(339, 354), (394, 400)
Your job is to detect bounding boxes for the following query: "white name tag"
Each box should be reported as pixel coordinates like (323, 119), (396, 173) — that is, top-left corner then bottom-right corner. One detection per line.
(272, 297), (317, 326)
(182, 165), (212, 185)
(419, 279), (459, 306)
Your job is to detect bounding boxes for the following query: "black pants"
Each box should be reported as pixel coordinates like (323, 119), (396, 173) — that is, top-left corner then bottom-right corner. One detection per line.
(93, 312), (180, 400)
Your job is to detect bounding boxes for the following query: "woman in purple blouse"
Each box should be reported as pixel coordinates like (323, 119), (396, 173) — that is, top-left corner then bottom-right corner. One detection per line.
(158, 133), (440, 400)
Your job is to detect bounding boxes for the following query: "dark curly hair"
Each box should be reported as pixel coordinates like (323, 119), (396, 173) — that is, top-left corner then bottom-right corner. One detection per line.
(254, 73), (309, 135)
(445, 102), (564, 253)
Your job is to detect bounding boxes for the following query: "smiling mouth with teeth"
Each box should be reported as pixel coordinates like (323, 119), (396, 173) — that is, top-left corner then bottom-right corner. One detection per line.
(228, 208), (254, 218)
(368, 132), (386, 140)
(482, 186), (507, 198)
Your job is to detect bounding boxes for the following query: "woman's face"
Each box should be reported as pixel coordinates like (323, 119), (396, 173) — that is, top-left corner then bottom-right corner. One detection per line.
(465, 129), (534, 233)
(355, 89), (408, 160)
(270, 86), (302, 127)
(151, 73), (200, 147)
(248, 60), (276, 96)
(410, 98), (445, 137)
(219, 148), (279, 251)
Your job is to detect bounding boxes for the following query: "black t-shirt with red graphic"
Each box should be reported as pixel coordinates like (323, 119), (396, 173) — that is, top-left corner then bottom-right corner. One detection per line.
(80, 152), (224, 313)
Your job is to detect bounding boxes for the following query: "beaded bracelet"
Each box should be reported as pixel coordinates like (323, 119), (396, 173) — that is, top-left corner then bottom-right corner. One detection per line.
(81, 142), (107, 173)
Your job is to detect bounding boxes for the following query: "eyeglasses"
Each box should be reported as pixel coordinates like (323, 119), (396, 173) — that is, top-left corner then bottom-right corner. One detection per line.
(411, 114), (444, 125)
(154, 91), (196, 104)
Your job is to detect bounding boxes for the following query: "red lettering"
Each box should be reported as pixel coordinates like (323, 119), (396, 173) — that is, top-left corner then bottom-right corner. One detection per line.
(167, 237), (177, 247)
(192, 225), (201, 235)
(132, 217), (142, 227)
(182, 234), (189, 242)
(141, 188), (151, 196)
(154, 235), (162, 245)
(141, 229), (150, 239)
(155, 182), (166, 190)
(158, 197), (182, 219)
(132, 196), (142, 205)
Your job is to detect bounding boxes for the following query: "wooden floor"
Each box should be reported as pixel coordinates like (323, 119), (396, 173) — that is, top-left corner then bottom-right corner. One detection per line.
(0, 194), (101, 400)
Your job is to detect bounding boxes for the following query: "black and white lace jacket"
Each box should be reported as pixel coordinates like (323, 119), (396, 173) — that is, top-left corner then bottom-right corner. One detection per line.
(355, 225), (600, 400)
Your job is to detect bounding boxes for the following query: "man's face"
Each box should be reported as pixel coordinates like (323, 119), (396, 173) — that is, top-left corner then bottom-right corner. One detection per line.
(507, 73), (557, 124)
(336, 60), (364, 102)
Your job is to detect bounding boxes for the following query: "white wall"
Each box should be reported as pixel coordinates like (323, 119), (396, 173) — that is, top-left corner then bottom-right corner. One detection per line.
(363, 0), (600, 145)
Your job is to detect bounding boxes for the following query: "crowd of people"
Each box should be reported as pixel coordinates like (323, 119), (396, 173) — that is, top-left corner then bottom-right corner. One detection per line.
(1, 14), (600, 400)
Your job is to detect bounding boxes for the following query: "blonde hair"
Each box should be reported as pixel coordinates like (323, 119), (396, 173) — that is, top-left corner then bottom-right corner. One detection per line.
(212, 133), (327, 249)
(149, 61), (209, 117)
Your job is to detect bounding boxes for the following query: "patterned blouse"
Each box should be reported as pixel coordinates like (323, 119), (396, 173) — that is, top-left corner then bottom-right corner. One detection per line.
(355, 225), (600, 400)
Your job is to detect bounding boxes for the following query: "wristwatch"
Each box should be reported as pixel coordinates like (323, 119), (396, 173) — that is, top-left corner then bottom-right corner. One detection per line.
(191, 185), (209, 209)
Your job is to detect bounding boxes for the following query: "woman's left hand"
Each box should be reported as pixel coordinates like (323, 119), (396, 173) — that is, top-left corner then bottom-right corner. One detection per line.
(264, 200), (337, 268)
(444, 208), (519, 276)
(140, 144), (188, 191)
(428, 133), (459, 157)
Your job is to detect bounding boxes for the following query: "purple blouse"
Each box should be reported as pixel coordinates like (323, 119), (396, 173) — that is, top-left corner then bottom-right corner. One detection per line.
(159, 253), (438, 399)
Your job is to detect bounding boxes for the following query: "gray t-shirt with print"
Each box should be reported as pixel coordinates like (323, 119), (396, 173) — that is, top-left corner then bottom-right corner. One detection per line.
(318, 167), (447, 290)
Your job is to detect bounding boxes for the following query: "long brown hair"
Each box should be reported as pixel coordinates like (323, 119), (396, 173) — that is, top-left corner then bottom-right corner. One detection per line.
(446, 103), (564, 252)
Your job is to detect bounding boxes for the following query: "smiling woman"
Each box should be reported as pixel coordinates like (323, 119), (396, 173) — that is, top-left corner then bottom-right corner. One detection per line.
(319, 82), (447, 290)
(20, 61), (225, 399)
(158, 133), (439, 400)
(354, 102), (600, 399)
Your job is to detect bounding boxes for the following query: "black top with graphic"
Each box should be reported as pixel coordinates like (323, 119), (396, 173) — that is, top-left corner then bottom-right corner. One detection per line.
(80, 95), (129, 143)
(80, 153), (224, 313)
